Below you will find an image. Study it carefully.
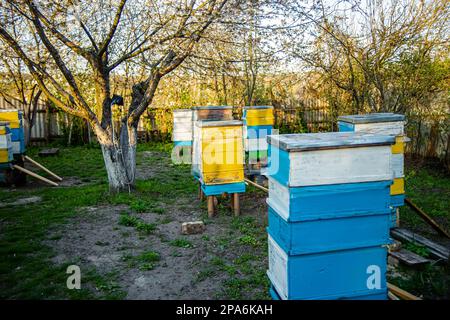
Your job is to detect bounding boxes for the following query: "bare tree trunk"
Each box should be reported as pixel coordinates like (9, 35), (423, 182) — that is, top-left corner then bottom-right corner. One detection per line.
(100, 143), (132, 193)
(94, 119), (137, 193)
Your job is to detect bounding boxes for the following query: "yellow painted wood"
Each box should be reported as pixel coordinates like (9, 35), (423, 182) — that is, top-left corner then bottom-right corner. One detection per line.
(200, 124), (244, 184)
(202, 138), (242, 154)
(0, 111), (19, 121)
(0, 111), (20, 128)
(390, 178), (405, 195)
(202, 169), (244, 184)
(391, 136), (404, 154)
(245, 117), (274, 126)
(0, 149), (10, 163)
(245, 109), (273, 119)
(201, 126), (242, 141)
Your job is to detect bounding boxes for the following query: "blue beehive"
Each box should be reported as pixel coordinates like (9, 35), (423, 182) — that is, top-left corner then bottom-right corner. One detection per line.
(243, 106), (274, 168)
(266, 132), (395, 300)
(267, 177), (392, 221)
(337, 113), (407, 228)
(0, 110), (26, 154)
(267, 205), (392, 255)
(267, 235), (388, 300)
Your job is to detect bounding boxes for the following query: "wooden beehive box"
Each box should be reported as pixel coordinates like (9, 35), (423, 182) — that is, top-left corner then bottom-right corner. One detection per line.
(337, 113), (407, 227)
(267, 234), (388, 300)
(193, 106), (234, 122)
(193, 120), (244, 185)
(267, 132), (395, 187)
(172, 109), (193, 142)
(337, 113), (405, 135)
(0, 110), (25, 154)
(242, 105), (274, 126)
(0, 122), (13, 163)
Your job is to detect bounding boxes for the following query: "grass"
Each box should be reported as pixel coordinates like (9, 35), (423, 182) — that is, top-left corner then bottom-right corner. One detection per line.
(400, 162), (450, 231)
(0, 143), (172, 299)
(118, 213), (157, 235)
(390, 159), (450, 299)
(1, 143), (448, 300)
(169, 238), (194, 248)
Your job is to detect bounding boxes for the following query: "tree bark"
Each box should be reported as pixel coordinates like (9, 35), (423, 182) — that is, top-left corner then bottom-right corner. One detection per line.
(100, 143), (132, 193)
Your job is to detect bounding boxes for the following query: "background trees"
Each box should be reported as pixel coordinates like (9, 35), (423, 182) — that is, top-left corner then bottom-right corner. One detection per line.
(0, 0), (448, 184)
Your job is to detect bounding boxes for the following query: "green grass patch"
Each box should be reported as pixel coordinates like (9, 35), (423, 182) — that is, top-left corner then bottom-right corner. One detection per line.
(118, 213), (157, 235)
(169, 238), (194, 248)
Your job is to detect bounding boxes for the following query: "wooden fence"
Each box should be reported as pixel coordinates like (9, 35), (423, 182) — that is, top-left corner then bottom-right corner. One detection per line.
(0, 97), (63, 143)
(2, 96), (448, 169)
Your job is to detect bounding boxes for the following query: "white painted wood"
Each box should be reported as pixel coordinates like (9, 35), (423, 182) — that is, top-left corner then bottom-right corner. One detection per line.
(173, 109), (193, 117)
(173, 122), (193, 130)
(192, 122), (201, 174)
(172, 131), (192, 141)
(267, 177), (290, 220)
(392, 153), (404, 178)
(288, 145), (392, 186)
(11, 141), (20, 154)
(353, 122), (404, 136)
(267, 234), (288, 300)
(245, 138), (268, 151)
(0, 134), (11, 148)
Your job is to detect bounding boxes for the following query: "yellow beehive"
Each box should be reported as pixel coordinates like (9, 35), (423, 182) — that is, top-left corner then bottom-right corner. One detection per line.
(0, 110), (21, 128)
(195, 120), (244, 185)
(0, 122), (9, 135)
(390, 178), (405, 195)
(391, 136), (405, 154)
(243, 106), (274, 126)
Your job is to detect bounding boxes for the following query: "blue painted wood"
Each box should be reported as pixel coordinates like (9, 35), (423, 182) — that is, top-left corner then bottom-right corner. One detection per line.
(245, 125), (272, 139)
(267, 132), (395, 152)
(391, 194), (405, 207)
(338, 121), (355, 132)
(267, 206), (392, 255)
(201, 181), (246, 196)
(267, 178), (392, 221)
(269, 284), (281, 300)
(270, 284), (387, 300)
(389, 209), (398, 229)
(266, 145), (290, 186)
(10, 127), (24, 142)
(338, 113), (405, 124)
(174, 140), (192, 147)
(268, 236), (388, 300)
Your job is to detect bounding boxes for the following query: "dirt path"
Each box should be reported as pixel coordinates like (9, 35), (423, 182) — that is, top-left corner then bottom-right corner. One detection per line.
(45, 150), (269, 299)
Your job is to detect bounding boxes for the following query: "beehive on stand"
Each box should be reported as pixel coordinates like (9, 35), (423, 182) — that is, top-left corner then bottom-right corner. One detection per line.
(338, 113), (407, 228)
(242, 106), (273, 174)
(266, 132), (395, 300)
(0, 122), (14, 183)
(193, 120), (245, 217)
(172, 109), (193, 164)
(191, 106), (234, 179)
(0, 110), (25, 155)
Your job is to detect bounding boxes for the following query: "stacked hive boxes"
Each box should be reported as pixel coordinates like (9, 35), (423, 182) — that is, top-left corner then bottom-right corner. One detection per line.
(0, 110), (25, 155)
(242, 106), (274, 171)
(193, 120), (245, 213)
(0, 122), (13, 183)
(266, 132), (395, 300)
(337, 113), (407, 228)
(191, 106), (234, 179)
(172, 109), (194, 164)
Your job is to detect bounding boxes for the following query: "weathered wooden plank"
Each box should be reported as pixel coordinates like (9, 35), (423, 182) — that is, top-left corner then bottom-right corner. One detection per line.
(389, 248), (431, 267)
(268, 131), (395, 152)
(405, 198), (450, 239)
(390, 228), (449, 262)
(38, 148), (60, 157)
(387, 283), (421, 300)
